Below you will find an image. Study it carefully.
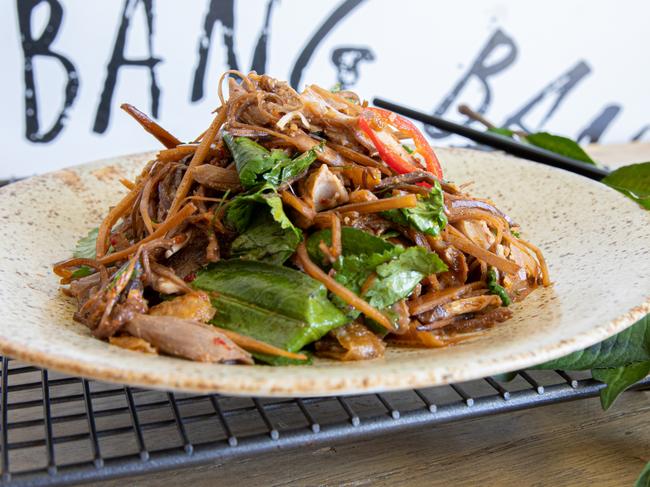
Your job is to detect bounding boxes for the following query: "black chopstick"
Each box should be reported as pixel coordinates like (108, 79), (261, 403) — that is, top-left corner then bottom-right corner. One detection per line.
(372, 98), (609, 181)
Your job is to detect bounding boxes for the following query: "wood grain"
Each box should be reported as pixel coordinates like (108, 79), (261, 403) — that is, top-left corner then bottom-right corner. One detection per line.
(96, 143), (649, 487)
(94, 391), (650, 487)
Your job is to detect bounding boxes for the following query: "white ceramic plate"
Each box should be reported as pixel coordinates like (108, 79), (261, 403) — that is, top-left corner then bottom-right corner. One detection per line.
(0, 148), (648, 397)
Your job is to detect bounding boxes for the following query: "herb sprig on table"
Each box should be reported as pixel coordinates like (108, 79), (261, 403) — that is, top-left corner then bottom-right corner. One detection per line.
(463, 106), (650, 486)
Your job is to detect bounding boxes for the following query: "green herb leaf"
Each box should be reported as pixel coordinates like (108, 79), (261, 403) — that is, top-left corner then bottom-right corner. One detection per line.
(307, 227), (395, 264)
(330, 82), (342, 93)
(71, 266), (95, 279)
(263, 145), (319, 187)
(223, 133), (287, 189)
(332, 246), (447, 318)
(73, 228), (99, 259)
(253, 351), (312, 366)
(367, 247), (448, 309)
(402, 144), (415, 154)
(635, 461), (650, 487)
(487, 267), (511, 306)
(487, 127), (516, 138)
(382, 180), (447, 236)
(592, 361), (650, 410)
(534, 315), (650, 370)
(601, 162), (650, 210)
(192, 260), (349, 353)
(229, 212), (301, 265)
(524, 132), (596, 165)
(225, 183), (300, 238)
(223, 132), (318, 189)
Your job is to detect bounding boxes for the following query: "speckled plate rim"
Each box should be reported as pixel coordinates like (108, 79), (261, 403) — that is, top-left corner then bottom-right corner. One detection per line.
(0, 148), (648, 397)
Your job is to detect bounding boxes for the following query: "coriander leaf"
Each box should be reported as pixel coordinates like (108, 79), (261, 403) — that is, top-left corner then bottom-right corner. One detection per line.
(382, 180), (447, 236)
(592, 361), (650, 410)
(525, 132), (595, 165)
(193, 260), (349, 353)
(225, 184), (300, 238)
(635, 461), (650, 487)
(330, 82), (342, 93)
(307, 227), (395, 264)
(229, 212), (301, 265)
(487, 267), (511, 306)
(73, 228), (99, 259)
(223, 133), (288, 189)
(601, 162), (650, 210)
(487, 127), (516, 138)
(534, 315), (650, 370)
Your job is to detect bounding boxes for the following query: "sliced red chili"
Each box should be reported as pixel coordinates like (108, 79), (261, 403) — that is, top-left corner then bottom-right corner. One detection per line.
(359, 107), (443, 180)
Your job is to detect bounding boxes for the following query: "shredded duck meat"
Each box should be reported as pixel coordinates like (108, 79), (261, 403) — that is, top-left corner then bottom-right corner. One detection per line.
(54, 71), (549, 364)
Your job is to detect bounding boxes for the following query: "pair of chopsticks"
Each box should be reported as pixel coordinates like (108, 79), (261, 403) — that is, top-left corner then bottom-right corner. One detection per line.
(372, 98), (609, 181)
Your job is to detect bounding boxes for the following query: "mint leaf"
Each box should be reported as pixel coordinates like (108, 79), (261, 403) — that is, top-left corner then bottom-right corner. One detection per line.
(367, 247), (447, 309)
(225, 184), (300, 239)
(592, 361), (650, 410)
(534, 315), (650, 370)
(223, 132), (318, 189)
(601, 162), (650, 210)
(525, 132), (595, 165)
(223, 133), (287, 189)
(332, 246), (447, 318)
(229, 212), (301, 265)
(73, 227), (99, 259)
(635, 461), (650, 487)
(193, 260), (348, 353)
(263, 145), (319, 187)
(382, 180), (447, 236)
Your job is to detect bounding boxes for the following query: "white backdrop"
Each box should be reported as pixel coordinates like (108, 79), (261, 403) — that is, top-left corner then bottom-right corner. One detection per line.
(1, 0), (648, 178)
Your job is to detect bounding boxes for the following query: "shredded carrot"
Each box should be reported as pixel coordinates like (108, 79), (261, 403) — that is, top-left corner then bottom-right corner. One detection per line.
(119, 178), (135, 190)
(330, 194), (417, 214)
(329, 213), (342, 259)
(167, 107), (226, 217)
(326, 141), (391, 175)
(360, 273), (377, 296)
(97, 203), (197, 265)
(120, 103), (181, 149)
(444, 226), (521, 276)
(96, 182), (144, 258)
(139, 176), (156, 235)
(280, 190), (316, 220)
(318, 241), (335, 264)
(296, 242), (395, 332)
(408, 282), (483, 315)
(211, 326), (307, 360)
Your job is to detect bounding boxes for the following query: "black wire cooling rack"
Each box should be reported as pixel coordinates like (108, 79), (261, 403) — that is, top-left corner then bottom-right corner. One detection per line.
(1, 356), (648, 487)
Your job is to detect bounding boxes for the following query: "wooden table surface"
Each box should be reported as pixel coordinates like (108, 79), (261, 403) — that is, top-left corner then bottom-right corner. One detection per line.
(97, 142), (650, 487)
